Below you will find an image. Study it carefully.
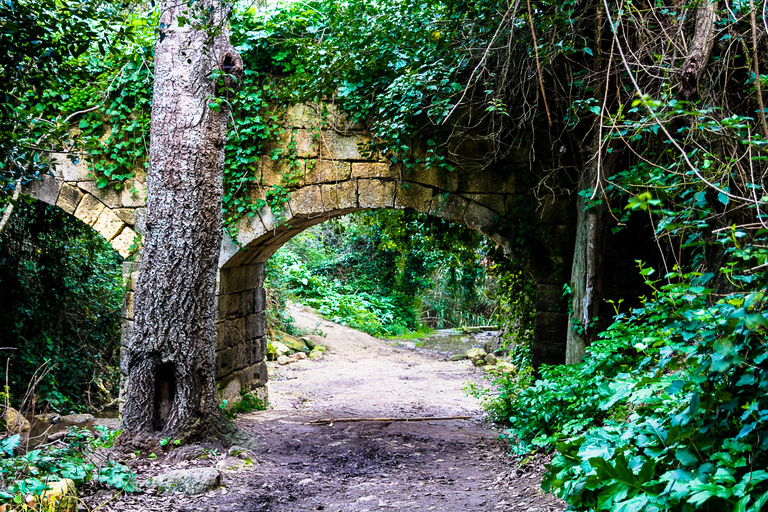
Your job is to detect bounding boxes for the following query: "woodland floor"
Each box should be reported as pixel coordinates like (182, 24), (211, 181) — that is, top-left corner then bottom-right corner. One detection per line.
(83, 304), (565, 512)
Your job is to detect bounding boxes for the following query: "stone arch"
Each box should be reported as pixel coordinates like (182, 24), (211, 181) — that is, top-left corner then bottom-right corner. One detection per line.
(21, 154), (144, 259)
(213, 158), (577, 404)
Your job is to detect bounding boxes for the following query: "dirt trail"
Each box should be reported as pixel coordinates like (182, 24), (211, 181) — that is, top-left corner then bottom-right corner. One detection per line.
(87, 304), (564, 511)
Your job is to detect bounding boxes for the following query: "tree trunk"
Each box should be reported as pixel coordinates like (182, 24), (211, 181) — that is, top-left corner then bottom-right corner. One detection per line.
(679, 0), (717, 98)
(120, 0), (243, 442)
(565, 142), (614, 364)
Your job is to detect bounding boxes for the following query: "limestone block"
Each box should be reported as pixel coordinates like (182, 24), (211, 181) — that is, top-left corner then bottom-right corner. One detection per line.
(114, 208), (135, 226)
(283, 103), (322, 129)
(288, 185), (323, 215)
(535, 284), (564, 313)
(217, 318), (246, 351)
(78, 181), (122, 209)
(235, 361), (269, 391)
(56, 182), (84, 214)
(52, 153), (90, 182)
(505, 195), (535, 220)
(318, 131), (368, 160)
(93, 208), (125, 241)
(217, 376), (241, 409)
(233, 213), (268, 247)
(464, 194), (506, 213)
(215, 342), (249, 377)
(429, 193), (468, 225)
(358, 179), (396, 209)
(218, 234), (241, 270)
(245, 312), (267, 338)
(111, 227), (137, 258)
(259, 155), (301, 186)
(457, 168), (516, 194)
(394, 182), (433, 212)
(122, 261), (140, 286)
(531, 340), (567, 367)
(351, 162), (393, 179)
(218, 288), (265, 318)
(120, 179), (147, 208)
(249, 336), (267, 364)
(257, 205), (277, 232)
(220, 264), (265, 295)
(21, 175), (61, 205)
(406, 165), (458, 192)
(304, 160), (351, 185)
(464, 201), (498, 236)
(74, 194), (106, 227)
(123, 291), (134, 320)
(293, 129), (318, 158)
(321, 181), (358, 210)
(533, 312), (569, 342)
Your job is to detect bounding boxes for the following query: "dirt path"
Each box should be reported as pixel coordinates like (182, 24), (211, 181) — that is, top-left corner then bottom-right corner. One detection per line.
(87, 304), (564, 511)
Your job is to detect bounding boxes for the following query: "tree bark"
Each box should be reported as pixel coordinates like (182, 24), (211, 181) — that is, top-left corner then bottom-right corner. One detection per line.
(120, 0), (243, 442)
(565, 141), (615, 364)
(679, 0), (717, 99)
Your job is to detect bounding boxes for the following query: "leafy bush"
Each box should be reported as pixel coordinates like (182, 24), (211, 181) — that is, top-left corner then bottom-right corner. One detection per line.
(0, 201), (124, 412)
(0, 428), (136, 506)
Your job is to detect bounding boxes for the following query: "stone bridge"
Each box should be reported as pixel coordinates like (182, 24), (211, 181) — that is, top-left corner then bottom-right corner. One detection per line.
(22, 103), (645, 408)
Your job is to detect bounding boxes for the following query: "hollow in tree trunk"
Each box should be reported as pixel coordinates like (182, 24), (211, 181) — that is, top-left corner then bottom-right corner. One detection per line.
(120, 0), (243, 443)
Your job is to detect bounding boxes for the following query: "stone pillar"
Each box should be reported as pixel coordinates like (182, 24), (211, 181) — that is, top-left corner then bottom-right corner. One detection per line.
(215, 263), (269, 407)
(531, 282), (568, 367)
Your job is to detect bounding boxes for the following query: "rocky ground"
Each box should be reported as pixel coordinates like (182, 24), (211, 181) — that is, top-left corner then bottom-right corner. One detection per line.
(80, 304), (565, 512)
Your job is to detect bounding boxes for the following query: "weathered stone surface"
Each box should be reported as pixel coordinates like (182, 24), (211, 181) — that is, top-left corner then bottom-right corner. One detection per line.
(321, 181), (357, 210)
(394, 182), (433, 211)
(259, 154), (301, 185)
(351, 162), (392, 179)
(283, 103), (322, 129)
(249, 336), (267, 363)
(464, 194), (506, 213)
(235, 361), (268, 390)
(218, 377), (241, 409)
(4, 406), (31, 433)
(74, 194), (106, 227)
(151, 467), (221, 495)
(53, 153), (90, 182)
(358, 179), (396, 208)
(304, 160), (351, 185)
(123, 292), (135, 320)
(245, 312), (266, 338)
(429, 193), (468, 224)
(218, 289), (265, 318)
(31, 478), (77, 511)
(120, 179), (147, 208)
(216, 457), (247, 472)
(217, 318), (246, 351)
(319, 132), (368, 160)
(220, 264), (264, 295)
(294, 129), (318, 158)
(56, 182), (84, 214)
(463, 201), (498, 236)
(277, 355), (291, 365)
(114, 208), (136, 226)
(92, 208), (125, 240)
(289, 185), (323, 215)
(535, 284), (563, 313)
(533, 312), (569, 342)
(466, 347), (488, 366)
(216, 343), (249, 377)
(21, 175), (60, 205)
(78, 181), (122, 209)
(406, 165), (458, 191)
(167, 445), (207, 463)
(60, 413), (94, 423)
(111, 227), (137, 258)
